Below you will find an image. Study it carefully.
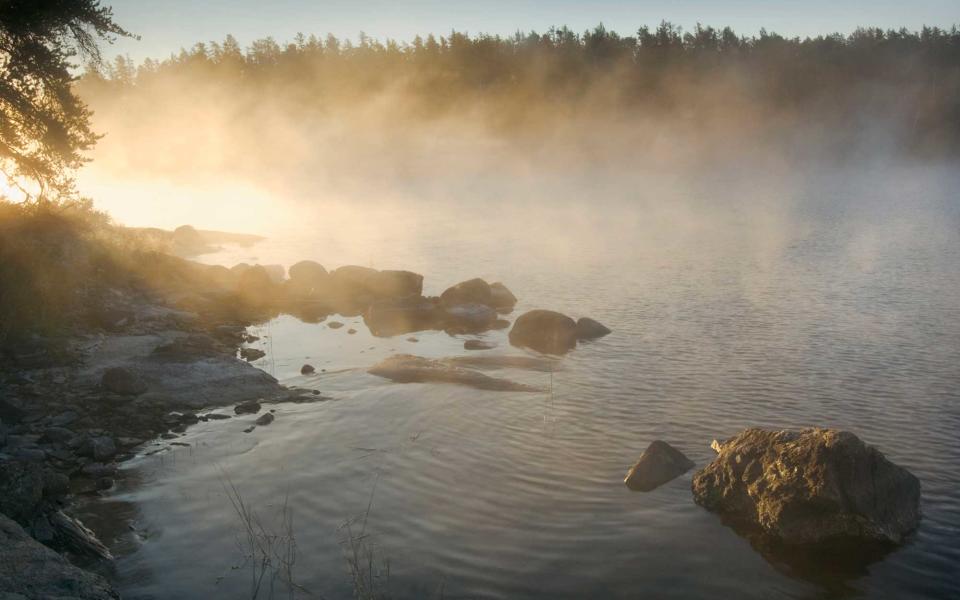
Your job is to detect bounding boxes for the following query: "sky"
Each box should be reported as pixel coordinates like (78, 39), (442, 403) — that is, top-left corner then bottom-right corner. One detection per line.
(104, 0), (958, 61)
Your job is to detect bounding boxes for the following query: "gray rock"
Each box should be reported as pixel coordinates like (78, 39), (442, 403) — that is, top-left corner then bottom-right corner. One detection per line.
(508, 309), (578, 355)
(369, 354), (542, 392)
(41, 427), (76, 445)
(0, 513), (119, 599)
(91, 437), (116, 462)
(301, 364), (315, 375)
(0, 461), (44, 523)
(239, 347), (265, 362)
(575, 317), (612, 340)
(101, 367), (147, 395)
(692, 428), (921, 545)
(50, 411), (79, 427)
(80, 463), (116, 479)
(42, 471), (70, 499)
(255, 413), (275, 426)
(624, 441), (695, 491)
(234, 400), (261, 415)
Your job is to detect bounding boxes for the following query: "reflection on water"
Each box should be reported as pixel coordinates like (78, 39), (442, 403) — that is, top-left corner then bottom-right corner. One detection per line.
(86, 164), (960, 599)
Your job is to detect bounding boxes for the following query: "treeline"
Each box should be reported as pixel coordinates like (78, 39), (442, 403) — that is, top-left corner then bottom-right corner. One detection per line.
(79, 22), (960, 154)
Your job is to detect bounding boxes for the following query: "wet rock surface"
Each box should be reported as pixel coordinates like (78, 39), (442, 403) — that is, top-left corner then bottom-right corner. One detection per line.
(692, 428), (921, 545)
(575, 317), (611, 340)
(624, 441), (695, 492)
(369, 354), (542, 392)
(0, 513), (119, 599)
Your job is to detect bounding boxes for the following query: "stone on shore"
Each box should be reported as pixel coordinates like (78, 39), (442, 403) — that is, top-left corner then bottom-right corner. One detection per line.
(691, 428), (921, 545)
(624, 441), (695, 491)
(301, 364), (315, 375)
(508, 309), (578, 354)
(239, 347), (265, 362)
(234, 400), (262, 415)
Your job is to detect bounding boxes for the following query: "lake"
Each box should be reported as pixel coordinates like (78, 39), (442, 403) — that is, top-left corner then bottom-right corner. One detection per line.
(82, 161), (960, 599)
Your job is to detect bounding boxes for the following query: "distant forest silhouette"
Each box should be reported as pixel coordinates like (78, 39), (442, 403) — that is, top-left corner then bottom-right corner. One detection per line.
(80, 23), (960, 156)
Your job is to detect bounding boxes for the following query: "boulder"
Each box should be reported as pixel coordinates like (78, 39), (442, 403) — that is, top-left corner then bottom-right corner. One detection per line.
(0, 513), (119, 600)
(234, 400), (262, 415)
(575, 317), (611, 340)
(301, 364), (315, 375)
(440, 278), (492, 307)
(328, 266), (423, 307)
(101, 367), (147, 395)
(692, 428), (921, 545)
(0, 460), (44, 524)
(508, 309), (578, 355)
(289, 260), (328, 283)
(255, 412), (275, 426)
(369, 354), (542, 392)
(624, 441), (695, 491)
(489, 282), (517, 312)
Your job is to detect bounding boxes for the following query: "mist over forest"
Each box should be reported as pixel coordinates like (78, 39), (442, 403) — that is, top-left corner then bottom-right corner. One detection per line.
(76, 23), (960, 220)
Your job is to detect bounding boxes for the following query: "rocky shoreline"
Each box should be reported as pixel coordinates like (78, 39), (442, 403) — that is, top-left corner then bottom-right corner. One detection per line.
(0, 239), (613, 598)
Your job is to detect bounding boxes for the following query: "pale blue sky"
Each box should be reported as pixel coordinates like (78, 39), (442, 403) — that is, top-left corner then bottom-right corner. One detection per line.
(105, 0), (958, 60)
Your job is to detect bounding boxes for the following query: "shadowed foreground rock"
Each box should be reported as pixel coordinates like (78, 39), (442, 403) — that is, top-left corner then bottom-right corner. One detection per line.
(369, 354), (542, 392)
(624, 441), (695, 491)
(692, 428), (921, 544)
(0, 513), (118, 599)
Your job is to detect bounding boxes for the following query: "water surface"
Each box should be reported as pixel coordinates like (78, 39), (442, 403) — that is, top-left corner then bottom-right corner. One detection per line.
(85, 163), (960, 599)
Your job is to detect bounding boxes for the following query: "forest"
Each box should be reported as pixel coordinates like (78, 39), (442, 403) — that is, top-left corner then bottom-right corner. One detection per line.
(80, 23), (960, 156)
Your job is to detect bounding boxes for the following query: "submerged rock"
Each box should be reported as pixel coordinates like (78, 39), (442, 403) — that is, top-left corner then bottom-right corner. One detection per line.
(464, 339), (496, 350)
(575, 317), (611, 340)
(255, 412), (275, 426)
(369, 354), (541, 392)
(692, 428), (921, 545)
(508, 309), (578, 354)
(624, 441), (695, 491)
(444, 355), (561, 372)
(444, 303), (497, 333)
(327, 321), (344, 329)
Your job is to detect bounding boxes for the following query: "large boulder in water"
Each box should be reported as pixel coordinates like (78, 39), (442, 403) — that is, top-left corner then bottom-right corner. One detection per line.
(287, 260), (328, 294)
(440, 278), (493, 307)
(624, 441), (695, 491)
(508, 309), (578, 354)
(692, 428), (921, 545)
